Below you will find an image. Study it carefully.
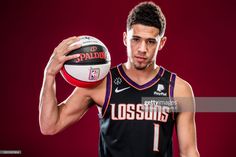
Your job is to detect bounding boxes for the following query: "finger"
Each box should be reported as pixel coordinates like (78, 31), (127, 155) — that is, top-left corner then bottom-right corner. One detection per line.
(54, 37), (80, 55)
(63, 53), (81, 62)
(57, 36), (78, 51)
(65, 43), (82, 54)
(60, 36), (77, 45)
(60, 36), (83, 55)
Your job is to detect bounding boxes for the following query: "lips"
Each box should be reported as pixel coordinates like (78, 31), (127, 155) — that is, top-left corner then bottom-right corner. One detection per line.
(135, 56), (147, 62)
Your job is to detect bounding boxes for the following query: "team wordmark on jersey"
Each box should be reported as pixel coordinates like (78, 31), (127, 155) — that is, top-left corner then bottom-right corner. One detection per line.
(111, 103), (171, 122)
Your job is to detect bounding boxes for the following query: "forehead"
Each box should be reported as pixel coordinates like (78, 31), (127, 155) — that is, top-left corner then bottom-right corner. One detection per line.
(127, 24), (160, 38)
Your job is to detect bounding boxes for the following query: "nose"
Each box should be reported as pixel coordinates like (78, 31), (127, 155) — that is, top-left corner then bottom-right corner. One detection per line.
(138, 40), (147, 54)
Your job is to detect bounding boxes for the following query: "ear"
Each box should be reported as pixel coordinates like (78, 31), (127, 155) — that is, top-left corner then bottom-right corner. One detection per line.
(123, 32), (127, 46)
(158, 36), (167, 51)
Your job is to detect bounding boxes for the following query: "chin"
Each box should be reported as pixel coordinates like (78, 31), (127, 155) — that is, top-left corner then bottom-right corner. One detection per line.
(133, 61), (154, 70)
(134, 63), (148, 70)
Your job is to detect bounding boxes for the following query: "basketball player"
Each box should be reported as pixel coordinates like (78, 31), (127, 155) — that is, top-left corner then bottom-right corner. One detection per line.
(39, 2), (200, 157)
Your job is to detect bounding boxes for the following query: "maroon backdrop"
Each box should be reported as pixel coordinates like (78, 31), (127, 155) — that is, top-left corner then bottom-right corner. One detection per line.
(1, 0), (236, 156)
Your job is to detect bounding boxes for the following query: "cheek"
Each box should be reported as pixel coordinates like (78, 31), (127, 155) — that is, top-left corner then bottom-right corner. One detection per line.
(127, 42), (137, 56)
(148, 48), (158, 59)
(126, 42), (132, 53)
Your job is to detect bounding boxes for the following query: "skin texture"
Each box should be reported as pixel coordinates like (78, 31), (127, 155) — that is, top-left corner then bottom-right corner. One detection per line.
(39, 24), (199, 157)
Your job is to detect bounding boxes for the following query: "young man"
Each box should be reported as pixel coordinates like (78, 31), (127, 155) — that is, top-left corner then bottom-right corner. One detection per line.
(39, 2), (200, 157)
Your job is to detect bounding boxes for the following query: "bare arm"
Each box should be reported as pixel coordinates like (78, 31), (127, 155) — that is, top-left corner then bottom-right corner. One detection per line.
(39, 36), (92, 135)
(39, 77), (93, 135)
(174, 77), (200, 157)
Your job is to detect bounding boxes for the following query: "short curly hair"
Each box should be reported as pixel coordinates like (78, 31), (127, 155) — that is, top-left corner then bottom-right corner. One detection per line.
(127, 1), (166, 37)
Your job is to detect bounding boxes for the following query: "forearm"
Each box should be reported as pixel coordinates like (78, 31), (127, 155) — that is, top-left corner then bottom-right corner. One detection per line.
(180, 148), (200, 157)
(178, 113), (200, 157)
(39, 72), (60, 135)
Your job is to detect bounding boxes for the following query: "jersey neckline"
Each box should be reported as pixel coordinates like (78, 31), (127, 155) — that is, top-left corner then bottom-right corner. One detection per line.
(117, 64), (164, 90)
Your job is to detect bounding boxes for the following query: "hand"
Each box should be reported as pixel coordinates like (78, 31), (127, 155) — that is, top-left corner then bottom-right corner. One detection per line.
(44, 36), (81, 77)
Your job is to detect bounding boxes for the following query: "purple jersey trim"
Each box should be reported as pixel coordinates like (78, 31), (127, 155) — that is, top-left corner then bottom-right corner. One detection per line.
(169, 73), (176, 98)
(101, 72), (112, 116)
(117, 64), (164, 90)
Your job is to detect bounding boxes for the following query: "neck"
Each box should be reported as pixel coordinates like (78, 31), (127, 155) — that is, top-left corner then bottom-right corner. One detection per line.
(122, 61), (159, 85)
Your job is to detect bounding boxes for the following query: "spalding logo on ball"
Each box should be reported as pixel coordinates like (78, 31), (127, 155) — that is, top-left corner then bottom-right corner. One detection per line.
(60, 35), (111, 88)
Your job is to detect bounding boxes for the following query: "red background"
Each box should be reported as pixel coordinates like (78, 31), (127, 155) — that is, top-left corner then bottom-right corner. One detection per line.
(1, 0), (236, 156)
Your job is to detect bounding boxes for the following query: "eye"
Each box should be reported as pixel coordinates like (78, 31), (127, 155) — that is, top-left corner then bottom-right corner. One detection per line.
(131, 37), (140, 42)
(147, 40), (157, 45)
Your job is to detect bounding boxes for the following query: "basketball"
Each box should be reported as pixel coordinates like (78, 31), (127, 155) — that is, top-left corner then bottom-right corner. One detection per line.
(60, 35), (111, 88)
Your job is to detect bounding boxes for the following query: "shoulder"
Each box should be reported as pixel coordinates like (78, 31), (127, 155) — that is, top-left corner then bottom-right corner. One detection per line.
(174, 75), (194, 98)
(173, 75), (196, 113)
(159, 66), (193, 97)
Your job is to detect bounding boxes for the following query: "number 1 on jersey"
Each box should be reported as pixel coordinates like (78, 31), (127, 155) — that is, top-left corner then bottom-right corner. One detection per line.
(153, 123), (160, 152)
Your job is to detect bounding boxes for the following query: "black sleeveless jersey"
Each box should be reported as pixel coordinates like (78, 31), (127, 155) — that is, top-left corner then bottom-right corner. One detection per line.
(98, 64), (177, 157)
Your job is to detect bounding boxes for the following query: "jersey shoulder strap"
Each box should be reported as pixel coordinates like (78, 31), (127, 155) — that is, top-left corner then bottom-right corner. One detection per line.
(159, 67), (177, 98)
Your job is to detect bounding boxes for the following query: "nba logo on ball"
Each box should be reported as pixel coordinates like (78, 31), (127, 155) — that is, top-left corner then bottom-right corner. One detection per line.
(60, 35), (111, 88)
(89, 67), (100, 80)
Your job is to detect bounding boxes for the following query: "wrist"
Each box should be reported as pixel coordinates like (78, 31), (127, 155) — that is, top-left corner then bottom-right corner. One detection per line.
(44, 70), (57, 80)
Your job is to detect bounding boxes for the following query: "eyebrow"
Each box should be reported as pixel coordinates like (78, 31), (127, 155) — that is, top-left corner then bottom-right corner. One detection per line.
(132, 35), (157, 41)
(131, 35), (140, 39)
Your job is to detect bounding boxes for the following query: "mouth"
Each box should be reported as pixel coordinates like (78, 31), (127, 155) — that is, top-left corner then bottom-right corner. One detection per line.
(134, 56), (147, 62)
